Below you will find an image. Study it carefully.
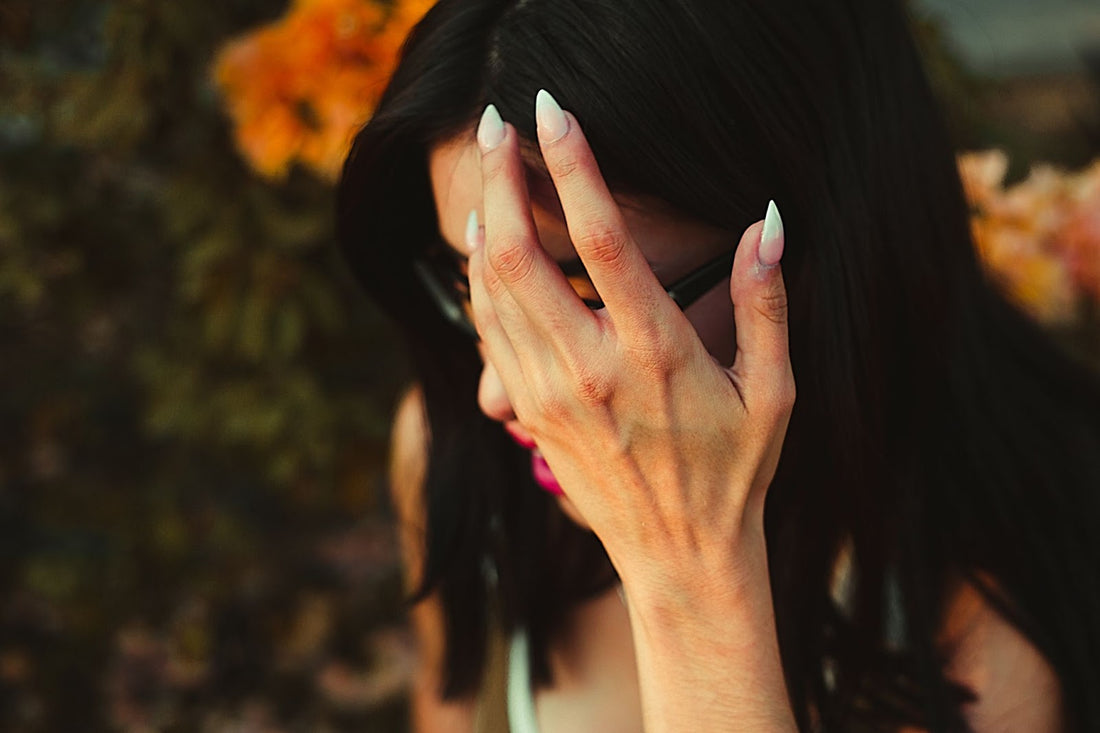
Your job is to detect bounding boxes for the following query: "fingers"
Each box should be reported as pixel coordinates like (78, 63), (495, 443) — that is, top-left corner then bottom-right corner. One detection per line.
(466, 229), (527, 403)
(728, 201), (796, 412)
(533, 90), (674, 337)
(476, 104), (593, 343)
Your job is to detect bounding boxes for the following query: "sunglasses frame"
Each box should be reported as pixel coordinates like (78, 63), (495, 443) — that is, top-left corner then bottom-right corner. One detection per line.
(414, 243), (736, 340)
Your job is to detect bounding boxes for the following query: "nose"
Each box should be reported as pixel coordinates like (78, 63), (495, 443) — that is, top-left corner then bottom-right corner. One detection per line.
(477, 358), (516, 424)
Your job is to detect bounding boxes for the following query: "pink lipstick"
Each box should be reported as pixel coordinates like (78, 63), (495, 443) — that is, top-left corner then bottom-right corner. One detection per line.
(504, 426), (564, 495)
(530, 449), (564, 496)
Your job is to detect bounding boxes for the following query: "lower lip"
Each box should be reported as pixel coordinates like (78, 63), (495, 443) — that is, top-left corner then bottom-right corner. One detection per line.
(530, 450), (564, 496)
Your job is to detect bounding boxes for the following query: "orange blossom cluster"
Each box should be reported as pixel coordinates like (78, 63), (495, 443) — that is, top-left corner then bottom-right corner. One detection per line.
(213, 0), (435, 181)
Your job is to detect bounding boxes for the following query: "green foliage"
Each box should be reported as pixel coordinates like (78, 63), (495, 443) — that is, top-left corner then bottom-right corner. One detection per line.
(1, 0), (408, 729)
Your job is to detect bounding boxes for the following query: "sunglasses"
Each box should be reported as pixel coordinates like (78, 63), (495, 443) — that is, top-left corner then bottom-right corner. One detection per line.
(414, 241), (735, 339)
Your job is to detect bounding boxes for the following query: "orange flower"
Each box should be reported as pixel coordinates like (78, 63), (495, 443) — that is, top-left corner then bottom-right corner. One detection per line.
(213, 0), (434, 181)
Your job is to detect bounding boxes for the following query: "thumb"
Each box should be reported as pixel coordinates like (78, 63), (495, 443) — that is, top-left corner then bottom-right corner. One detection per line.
(728, 200), (793, 405)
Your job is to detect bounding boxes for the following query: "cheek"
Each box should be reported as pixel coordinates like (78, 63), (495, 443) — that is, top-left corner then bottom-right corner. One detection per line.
(684, 284), (735, 365)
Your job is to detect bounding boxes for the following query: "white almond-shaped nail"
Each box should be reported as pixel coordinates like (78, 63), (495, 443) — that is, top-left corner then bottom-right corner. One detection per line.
(477, 104), (505, 151)
(759, 199), (784, 267)
(535, 89), (569, 144)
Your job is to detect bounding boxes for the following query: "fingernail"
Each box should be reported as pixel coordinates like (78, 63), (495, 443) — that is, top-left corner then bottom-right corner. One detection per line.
(465, 209), (482, 252)
(535, 89), (569, 144)
(758, 200), (784, 268)
(477, 104), (505, 151)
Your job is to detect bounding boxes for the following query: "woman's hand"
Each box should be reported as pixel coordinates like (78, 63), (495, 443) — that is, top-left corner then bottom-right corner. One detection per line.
(468, 91), (795, 591)
(468, 90), (798, 732)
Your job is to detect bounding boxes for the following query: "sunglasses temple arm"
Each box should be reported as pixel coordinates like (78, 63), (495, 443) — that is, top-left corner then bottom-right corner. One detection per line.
(665, 252), (735, 310)
(414, 261), (478, 335)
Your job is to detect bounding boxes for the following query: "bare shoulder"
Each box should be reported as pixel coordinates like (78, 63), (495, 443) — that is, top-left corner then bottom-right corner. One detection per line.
(937, 577), (1064, 733)
(389, 385), (433, 593)
(387, 384), (434, 598)
(390, 385), (429, 523)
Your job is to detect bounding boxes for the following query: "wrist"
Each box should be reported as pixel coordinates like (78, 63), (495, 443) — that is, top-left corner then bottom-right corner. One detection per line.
(616, 511), (771, 616)
(620, 523), (797, 733)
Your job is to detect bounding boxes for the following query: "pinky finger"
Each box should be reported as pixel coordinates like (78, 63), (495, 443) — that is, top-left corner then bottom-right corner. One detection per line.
(467, 236), (528, 401)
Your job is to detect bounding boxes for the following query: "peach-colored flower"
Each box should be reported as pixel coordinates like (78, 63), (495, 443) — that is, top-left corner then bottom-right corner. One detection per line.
(958, 150), (1008, 209)
(1061, 161), (1100, 301)
(959, 151), (1100, 324)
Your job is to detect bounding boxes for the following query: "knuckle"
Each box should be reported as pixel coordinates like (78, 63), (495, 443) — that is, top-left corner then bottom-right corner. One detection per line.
(575, 225), (630, 268)
(572, 365), (613, 407)
(560, 348), (615, 406)
(754, 289), (789, 326)
(546, 153), (583, 181)
(487, 236), (537, 283)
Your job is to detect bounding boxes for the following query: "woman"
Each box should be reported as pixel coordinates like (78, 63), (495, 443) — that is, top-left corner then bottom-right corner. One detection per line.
(337, 0), (1100, 730)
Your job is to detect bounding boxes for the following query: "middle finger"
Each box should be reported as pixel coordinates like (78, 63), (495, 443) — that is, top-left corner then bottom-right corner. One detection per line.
(476, 104), (598, 349)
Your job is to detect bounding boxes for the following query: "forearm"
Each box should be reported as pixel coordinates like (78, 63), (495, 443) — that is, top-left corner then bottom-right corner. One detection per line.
(622, 523), (797, 732)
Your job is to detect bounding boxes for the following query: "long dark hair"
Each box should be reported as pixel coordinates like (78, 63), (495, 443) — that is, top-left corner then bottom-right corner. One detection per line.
(337, 0), (1100, 730)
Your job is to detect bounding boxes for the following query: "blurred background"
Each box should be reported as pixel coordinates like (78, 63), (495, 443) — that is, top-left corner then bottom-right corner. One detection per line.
(0, 0), (1097, 731)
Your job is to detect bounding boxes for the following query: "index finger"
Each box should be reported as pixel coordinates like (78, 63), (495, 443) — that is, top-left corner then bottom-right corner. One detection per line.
(533, 90), (674, 334)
